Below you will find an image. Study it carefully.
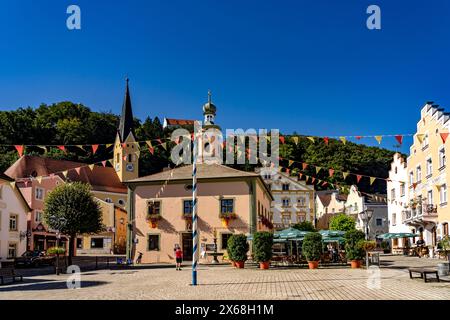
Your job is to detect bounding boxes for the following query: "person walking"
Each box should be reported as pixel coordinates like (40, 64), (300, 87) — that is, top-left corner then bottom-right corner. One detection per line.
(174, 244), (183, 270)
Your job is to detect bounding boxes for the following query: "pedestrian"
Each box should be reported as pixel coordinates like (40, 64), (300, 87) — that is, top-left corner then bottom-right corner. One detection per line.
(174, 244), (183, 270)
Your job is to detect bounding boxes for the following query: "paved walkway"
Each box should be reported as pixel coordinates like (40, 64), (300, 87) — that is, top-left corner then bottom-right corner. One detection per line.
(0, 255), (449, 300)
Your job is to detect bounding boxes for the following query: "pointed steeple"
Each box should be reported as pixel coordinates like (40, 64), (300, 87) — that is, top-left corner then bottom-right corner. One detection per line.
(118, 78), (134, 142)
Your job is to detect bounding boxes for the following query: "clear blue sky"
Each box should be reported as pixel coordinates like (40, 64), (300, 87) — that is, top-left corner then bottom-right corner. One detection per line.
(1, 0), (450, 151)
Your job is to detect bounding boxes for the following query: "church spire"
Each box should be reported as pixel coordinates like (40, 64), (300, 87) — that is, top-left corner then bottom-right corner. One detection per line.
(118, 77), (134, 142)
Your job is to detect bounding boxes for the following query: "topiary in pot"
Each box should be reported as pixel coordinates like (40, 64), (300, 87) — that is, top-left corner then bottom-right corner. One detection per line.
(253, 231), (274, 269)
(344, 230), (366, 268)
(227, 234), (249, 268)
(302, 232), (323, 269)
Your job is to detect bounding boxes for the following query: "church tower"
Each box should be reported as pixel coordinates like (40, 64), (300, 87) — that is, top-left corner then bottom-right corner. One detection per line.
(198, 91), (221, 163)
(114, 78), (139, 182)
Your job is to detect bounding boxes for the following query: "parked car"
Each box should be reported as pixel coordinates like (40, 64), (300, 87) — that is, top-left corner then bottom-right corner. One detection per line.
(14, 250), (56, 268)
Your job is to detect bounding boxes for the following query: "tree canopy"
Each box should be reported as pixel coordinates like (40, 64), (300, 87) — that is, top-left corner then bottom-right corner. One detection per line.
(329, 214), (356, 232)
(292, 221), (316, 232)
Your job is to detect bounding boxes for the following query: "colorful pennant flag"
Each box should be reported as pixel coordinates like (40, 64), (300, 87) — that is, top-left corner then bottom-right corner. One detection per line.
(292, 136), (299, 145)
(375, 136), (382, 144)
(302, 163), (308, 171)
(356, 175), (362, 183)
(89, 164), (95, 171)
(395, 135), (403, 145)
(315, 166), (321, 174)
(339, 137), (347, 145)
(10, 181), (16, 189)
(102, 161), (107, 167)
(57, 146), (66, 153)
(342, 172), (349, 179)
(307, 136), (315, 143)
(440, 132), (449, 144)
(279, 136), (285, 144)
(416, 134), (425, 144)
(14, 145), (24, 157)
(62, 170), (68, 178)
(75, 167), (81, 175)
(370, 177), (376, 185)
(323, 137), (329, 145)
(106, 144), (112, 149)
(92, 144), (99, 154)
(288, 160), (294, 167)
(76, 145), (85, 151)
(355, 136), (362, 140)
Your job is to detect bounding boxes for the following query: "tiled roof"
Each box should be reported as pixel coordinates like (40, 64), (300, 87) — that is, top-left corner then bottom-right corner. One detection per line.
(165, 118), (196, 126)
(127, 163), (259, 183)
(5, 156), (126, 193)
(0, 172), (13, 182)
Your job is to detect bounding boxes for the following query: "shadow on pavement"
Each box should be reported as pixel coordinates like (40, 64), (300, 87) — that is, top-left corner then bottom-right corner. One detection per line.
(0, 280), (109, 291)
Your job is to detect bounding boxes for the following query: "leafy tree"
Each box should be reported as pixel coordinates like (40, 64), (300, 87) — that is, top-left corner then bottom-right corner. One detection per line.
(344, 230), (366, 261)
(43, 182), (103, 265)
(253, 231), (273, 263)
(329, 214), (356, 232)
(292, 221), (316, 232)
(302, 232), (323, 262)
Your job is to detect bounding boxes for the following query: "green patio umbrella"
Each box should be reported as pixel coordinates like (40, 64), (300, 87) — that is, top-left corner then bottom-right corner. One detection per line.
(377, 232), (419, 240)
(319, 230), (346, 237)
(277, 227), (311, 239)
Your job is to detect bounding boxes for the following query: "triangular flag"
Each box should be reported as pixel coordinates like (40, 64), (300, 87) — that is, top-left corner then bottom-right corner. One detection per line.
(123, 155), (127, 161)
(160, 142), (167, 150)
(307, 136), (315, 143)
(339, 137), (347, 145)
(102, 161), (107, 167)
(395, 135), (403, 145)
(322, 181), (328, 187)
(89, 164), (95, 171)
(374, 136), (383, 144)
(108, 159), (114, 166)
(323, 137), (329, 145)
(355, 136), (362, 140)
(279, 136), (285, 144)
(302, 163), (308, 171)
(37, 145), (47, 153)
(10, 181), (16, 189)
(57, 146), (66, 153)
(329, 169), (334, 177)
(24, 180), (29, 187)
(62, 170), (68, 178)
(36, 176), (42, 184)
(370, 177), (376, 185)
(343, 172), (349, 179)
(105, 143), (112, 149)
(416, 134), (425, 144)
(315, 166), (321, 174)
(286, 168), (290, 175)
(356, 175), (362, 183)
(76, 145), (85, 151)
(146, 141), (153, 148)
(14, 145), (24, 157)
(440, 132), (449, 143)
(91, 144), (99, 154)
(412, 182), (418, 189)
(75, 167), (81, 175)
(299, 173), (303, 179)
(292, 136), (299, 145)
(148, 146), (155, 155)
(122, 143), (127, 148)
(288, 160), (294, 167)
(311, 177), (316, 184)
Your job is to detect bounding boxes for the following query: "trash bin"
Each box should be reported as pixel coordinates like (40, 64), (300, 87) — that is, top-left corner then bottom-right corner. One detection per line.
(437, 262), (449, 277)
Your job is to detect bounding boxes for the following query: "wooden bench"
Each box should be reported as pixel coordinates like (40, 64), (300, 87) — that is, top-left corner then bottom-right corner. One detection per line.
(409, 268), (440, 283)
(0, 268), (23, 285)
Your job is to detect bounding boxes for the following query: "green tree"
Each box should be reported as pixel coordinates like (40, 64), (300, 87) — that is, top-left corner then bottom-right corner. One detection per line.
(43, 182), (103, 265)
(329, 214), (356, 232)
(292, 221), (316, 232)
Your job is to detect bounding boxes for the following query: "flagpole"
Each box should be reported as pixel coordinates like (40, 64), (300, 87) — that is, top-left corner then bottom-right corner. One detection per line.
(192, 122), (199, 286)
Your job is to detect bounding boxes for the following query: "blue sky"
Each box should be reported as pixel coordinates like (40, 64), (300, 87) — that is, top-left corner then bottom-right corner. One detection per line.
(1, 0), (450, 152)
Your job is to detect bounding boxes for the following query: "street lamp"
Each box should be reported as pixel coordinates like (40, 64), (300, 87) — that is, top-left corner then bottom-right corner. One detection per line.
(49, 215), (67, 275)
(359, 208), (374, 269)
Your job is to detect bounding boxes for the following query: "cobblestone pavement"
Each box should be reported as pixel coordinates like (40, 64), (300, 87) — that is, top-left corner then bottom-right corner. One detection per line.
(0, 255), (449, 300)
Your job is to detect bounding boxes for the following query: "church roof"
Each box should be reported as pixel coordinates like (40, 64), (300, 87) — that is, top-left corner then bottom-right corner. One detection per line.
(118, 78), (134, 142)
(5, 156), (126, 194)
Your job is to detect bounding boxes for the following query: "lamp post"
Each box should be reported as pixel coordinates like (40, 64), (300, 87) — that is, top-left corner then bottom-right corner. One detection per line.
(49, 215), (67, 275)
(359, 208), (373, 269)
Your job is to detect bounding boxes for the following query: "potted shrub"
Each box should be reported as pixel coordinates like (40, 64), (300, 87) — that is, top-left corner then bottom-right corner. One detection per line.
(302, 232), (323, 269)
(227, 234), (249, 268)
(380, 240), (390, 253)
(253, 231), (273, 269)
(344, 230), (366, 268)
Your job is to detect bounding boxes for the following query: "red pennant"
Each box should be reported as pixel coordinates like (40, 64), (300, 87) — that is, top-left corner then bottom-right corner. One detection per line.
(329, 169), (334, 177)
(356, 175), (362, 183)
(121, 143), (127, 148)
(279, 136), (285, 144)
(57, 146), (66, 153)
(101, 161), (107, 167)
(323, 137), (329, 145)
(148, 146), (155, 155)
(123, 155), (127, 161)
(286, 168), (290, 175)
(412, 182), (417, 190)
(92, 144), (99, 154)
(156, 139), (163, 145)
(299, 173), (303, 179)
(394, 135), (403, 145)
(75, 167), (81, 175)
(302, 163), (308, 171)
(322, 181), (328, 187)
(440, 132), (449, 143)
(311, 177), (316, 184)
(14, 145), (24, 157)
(356, 136), (362, 140)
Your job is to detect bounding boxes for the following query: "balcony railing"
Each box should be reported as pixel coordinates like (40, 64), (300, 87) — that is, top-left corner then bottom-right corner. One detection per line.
(425, 204), (438, 214)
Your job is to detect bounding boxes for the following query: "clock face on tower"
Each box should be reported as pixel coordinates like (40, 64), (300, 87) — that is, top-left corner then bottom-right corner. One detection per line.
(126, 163), (134, 172)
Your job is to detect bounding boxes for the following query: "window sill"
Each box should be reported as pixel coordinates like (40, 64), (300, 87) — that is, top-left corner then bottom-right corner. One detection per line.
(439, 165), (446, 172)
(426, 174), (432, 180)
(440, 202), (447, 208)
(422, 145), (429, 151)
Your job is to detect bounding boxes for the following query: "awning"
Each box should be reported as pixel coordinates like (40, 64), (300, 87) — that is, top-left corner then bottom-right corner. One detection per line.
(319, 230), (346, 237)
(276, 227), (311, 239)
(377, 233), (419, 240)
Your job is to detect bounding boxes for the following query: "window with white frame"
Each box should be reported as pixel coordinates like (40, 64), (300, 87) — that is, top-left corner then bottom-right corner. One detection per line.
(392, 213), (396, 226)
(416, 166), (422, 182)
(35, 187), (44, 200)
(8, 243), (17, 259)
(400, 183), (405, 197)
(426, 158), (432, 177)
(282, 198), (290, 207)
(390, 188), (395, 200)
(439, 147), (446, 168)
(423, 134), (429, 148)
(409, 171), (414, 185)
(428, 190), (433, 205)
(440, 184), (447, 205)
(35, 210), (43, 223)
(9, 214), (18, 231)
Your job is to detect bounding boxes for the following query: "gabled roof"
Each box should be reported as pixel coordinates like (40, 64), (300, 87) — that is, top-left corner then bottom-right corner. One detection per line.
(5, 156), (126, 194)
(164, 118), (196, 126)
(316, 190), (347, 207)
(0, 172), (31, 212)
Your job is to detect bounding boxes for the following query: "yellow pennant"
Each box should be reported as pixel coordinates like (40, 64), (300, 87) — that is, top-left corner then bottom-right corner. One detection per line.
(36, 176), (43, 184)
(288, 160), (294, 167)
(374, 136), (383, 144)
(77, 145), (85, 151)
(342, 172), (349, 179)
(435, 184), (442, 190)
(292, 136), (299, 145)
(339, 137), (347, 145)
(108, 159), (114, 166)
(160, 142), (167, 150)
(315, 166), (321, 174)
(62, 170), (68, 178)
(10, 181), (16, 189)
(106, 143), (112, 149)
(307, 136), (315, 143)
(146, 141), (153, 148)
(89, 164), (95, 171)
(416, 134), (425, 144)
(370, 177), (376, 185)
(37, 145), (47, 153)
